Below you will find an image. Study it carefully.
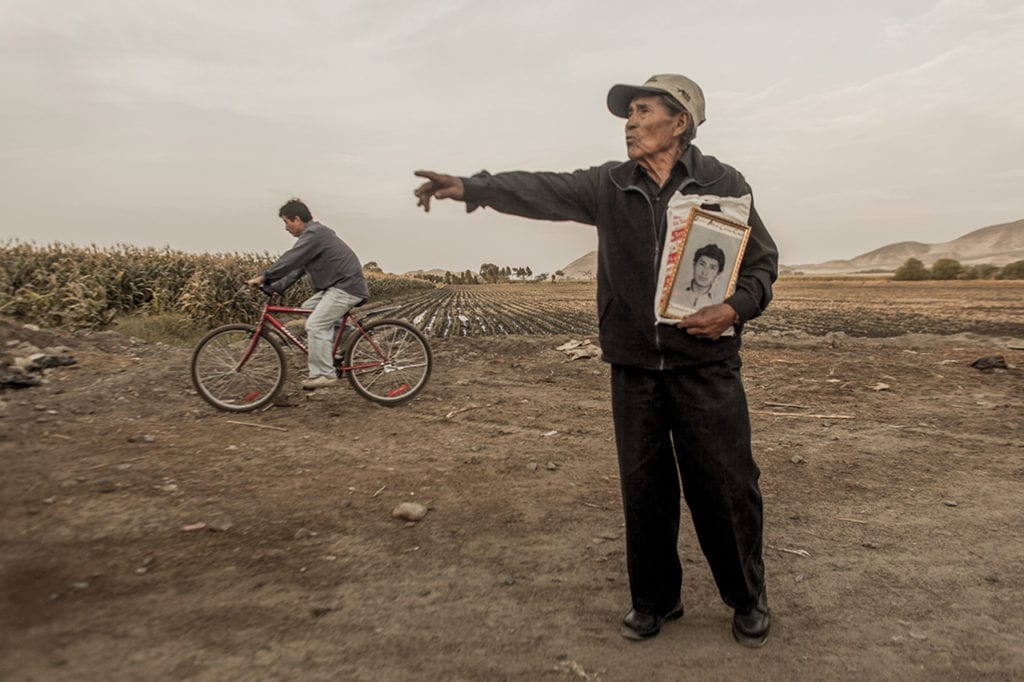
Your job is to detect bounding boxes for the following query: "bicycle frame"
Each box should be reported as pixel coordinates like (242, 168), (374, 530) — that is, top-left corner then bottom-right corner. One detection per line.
(235, 301), (389, 375)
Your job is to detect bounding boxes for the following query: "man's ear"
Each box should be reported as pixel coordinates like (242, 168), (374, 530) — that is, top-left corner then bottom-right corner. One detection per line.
(676, 111), (690, 134)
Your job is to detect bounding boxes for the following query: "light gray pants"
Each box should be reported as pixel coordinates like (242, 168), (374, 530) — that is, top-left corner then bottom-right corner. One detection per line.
(302, 287), (363, 379)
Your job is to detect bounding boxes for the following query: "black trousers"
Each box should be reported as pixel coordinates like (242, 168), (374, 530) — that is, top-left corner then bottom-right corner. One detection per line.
(610, 358), (765, 615)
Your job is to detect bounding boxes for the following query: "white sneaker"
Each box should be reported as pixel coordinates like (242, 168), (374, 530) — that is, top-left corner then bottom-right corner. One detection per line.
(302, 376), (338, 390)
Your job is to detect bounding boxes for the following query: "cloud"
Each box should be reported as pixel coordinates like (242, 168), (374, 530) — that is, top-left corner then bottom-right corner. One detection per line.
(705, 19), (1024, 263)
(0, 0), (1021, 272)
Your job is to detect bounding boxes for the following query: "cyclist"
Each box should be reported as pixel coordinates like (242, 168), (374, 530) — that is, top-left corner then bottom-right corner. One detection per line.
(246, 198), (369, 389)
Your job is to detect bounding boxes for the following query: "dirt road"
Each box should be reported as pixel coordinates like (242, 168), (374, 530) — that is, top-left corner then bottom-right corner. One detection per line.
(2, 301), (1023, 680)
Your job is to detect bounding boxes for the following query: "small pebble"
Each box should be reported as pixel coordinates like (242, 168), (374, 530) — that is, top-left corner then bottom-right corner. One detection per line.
(392, 502), (428, 522)
(943, 500), (959, 508)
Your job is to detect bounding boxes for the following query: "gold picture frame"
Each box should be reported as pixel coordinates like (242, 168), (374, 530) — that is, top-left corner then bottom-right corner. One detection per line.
(657, 207), (751, 321)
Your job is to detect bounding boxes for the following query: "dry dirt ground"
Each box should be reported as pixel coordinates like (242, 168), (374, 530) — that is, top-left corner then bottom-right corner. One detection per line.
(2, 283), (1023, 681)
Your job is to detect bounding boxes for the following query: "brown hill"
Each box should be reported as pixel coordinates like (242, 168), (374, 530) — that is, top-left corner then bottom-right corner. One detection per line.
(791, 219), (1024, 273)
(560, 250), (597, 280)
(403, 268), (450, 278)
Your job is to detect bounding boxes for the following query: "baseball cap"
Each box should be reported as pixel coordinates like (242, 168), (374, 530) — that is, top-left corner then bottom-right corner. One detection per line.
(607, 74), (706, 127)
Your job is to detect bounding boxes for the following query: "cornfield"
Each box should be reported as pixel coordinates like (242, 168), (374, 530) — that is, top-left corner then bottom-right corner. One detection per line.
(0, 242), (435, 330)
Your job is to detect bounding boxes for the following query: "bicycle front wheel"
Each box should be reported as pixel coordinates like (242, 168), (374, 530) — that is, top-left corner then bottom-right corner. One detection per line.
(344, 319), (432, 404)
(191, 324), (287, 412)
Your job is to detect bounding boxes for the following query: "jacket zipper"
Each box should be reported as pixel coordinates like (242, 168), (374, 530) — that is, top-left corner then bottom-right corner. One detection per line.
(623, 184), (666, 369)
(647, 176), (697, 371)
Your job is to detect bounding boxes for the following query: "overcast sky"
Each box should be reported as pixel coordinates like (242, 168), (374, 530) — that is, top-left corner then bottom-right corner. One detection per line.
(1, 0), (1021, 274)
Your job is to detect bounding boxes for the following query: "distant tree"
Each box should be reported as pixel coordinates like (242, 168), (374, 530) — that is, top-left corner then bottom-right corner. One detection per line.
(443, 271), (453, 285)
(479, 263), (501, 283)
(363, 261), (383, 273)
(998, 260), (1024, 279)
(553, 269), (565, 282)
(893, 258), (930, 281)
(962, 264), (999, 280)
(535, 272), (549, 282)
(929, 258), (964, 280)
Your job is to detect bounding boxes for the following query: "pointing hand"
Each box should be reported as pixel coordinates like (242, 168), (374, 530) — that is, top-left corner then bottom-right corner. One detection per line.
(414, 170), (465, 212)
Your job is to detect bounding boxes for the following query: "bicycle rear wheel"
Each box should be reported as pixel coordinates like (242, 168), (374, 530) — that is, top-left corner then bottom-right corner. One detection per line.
(344, 319), (432, 404)
(191, 324), (287, 412)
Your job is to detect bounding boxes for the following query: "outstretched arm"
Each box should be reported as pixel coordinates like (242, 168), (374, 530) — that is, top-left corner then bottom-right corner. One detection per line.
(415, 167), (601, 226)
(414, 170), (465, 212)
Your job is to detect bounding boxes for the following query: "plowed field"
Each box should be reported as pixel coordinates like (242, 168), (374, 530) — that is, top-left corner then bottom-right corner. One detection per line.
(378, 279), (1024, 340)
(2, 277), (1022, 680)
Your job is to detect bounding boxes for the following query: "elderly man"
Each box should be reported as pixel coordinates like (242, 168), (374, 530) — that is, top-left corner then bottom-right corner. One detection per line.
(413, 73), (777, 647)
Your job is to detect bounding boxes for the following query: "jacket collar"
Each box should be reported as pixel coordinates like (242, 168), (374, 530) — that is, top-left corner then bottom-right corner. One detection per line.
(608, 144), (725, 191)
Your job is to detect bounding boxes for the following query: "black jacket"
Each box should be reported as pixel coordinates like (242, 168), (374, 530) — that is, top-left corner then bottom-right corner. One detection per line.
(461, 144), (778, 369)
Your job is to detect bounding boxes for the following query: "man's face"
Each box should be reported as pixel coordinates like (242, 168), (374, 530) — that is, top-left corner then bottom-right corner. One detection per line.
(282, 216), (305, 237)
(624, 95), (686, 162)
(693, 255), (721, 289)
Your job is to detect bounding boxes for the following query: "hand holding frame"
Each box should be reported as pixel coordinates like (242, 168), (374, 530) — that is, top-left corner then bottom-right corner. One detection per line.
(676, 303), (738, 340)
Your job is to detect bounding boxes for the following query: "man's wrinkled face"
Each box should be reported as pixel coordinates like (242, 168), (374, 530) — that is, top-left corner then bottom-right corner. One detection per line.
(693, 255), (721, 289)
(282, 217), (305, 237)
(624, 95), (686, 162)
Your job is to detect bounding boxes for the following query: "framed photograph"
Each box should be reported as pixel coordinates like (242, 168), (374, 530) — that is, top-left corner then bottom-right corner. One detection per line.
(656, 207), (751, 321)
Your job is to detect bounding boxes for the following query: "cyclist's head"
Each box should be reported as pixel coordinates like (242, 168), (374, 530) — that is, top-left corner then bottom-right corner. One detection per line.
(278, 198), (312, 223)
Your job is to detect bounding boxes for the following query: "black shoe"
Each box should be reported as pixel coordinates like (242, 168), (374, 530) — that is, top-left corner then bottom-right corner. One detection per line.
(620, 601), (684, 641)
(732, 591), (771, 648)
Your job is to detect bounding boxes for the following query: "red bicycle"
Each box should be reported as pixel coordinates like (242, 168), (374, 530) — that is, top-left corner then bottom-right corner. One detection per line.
(190, 290), (432, 412)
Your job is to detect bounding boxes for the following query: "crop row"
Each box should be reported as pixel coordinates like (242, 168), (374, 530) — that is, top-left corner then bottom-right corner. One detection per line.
(378, 284), (598, 338)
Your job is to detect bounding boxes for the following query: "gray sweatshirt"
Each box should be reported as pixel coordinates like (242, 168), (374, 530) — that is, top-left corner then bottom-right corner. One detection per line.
(262, 221), (369, 301)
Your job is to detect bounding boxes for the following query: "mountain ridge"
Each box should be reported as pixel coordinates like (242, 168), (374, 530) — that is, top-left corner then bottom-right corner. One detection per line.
(558, 219), (1023, 279)
(787, 219), (1023, 273)
(403, 219), (1023, 279)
